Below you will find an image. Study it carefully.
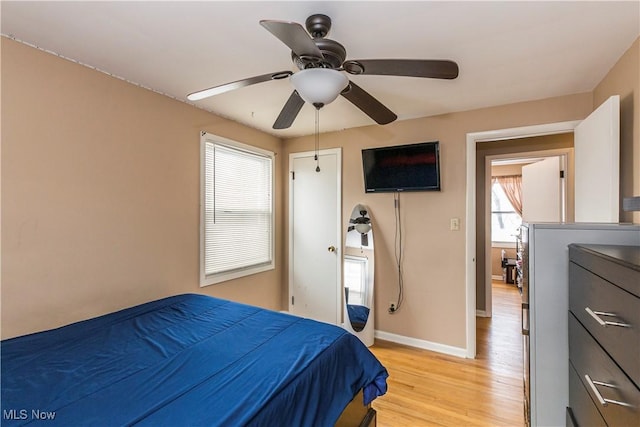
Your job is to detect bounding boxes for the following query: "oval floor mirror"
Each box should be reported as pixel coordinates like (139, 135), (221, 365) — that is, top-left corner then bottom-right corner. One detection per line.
(343, 204), (375, 346)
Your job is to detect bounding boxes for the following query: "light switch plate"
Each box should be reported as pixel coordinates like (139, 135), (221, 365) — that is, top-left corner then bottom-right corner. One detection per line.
(450, 218), (460, 231)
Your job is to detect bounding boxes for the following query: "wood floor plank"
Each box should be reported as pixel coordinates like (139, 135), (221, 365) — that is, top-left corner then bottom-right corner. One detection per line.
(370, 281), (524, 426)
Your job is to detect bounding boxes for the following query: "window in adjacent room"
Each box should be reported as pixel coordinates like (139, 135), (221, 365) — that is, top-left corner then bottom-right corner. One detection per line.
(200, 132), (274, 286)
(491, 176), (522, 243)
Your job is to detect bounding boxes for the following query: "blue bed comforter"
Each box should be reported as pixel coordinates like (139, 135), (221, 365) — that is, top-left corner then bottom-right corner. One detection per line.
(347, 304), (370, 326)
(1, 294), (388, 426)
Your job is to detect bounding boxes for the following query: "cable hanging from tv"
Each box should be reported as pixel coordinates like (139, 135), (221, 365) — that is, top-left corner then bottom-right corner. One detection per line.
(389, 192), (404, 314)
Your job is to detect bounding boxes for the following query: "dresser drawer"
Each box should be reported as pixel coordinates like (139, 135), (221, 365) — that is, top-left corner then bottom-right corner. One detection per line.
(568, 361), (606, 427)
(569, 244), (640, 298)
(569, 262), (640, 387)
(569, 314), (640, 426)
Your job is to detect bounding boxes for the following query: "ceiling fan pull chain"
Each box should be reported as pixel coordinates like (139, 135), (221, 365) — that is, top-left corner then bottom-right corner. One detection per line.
(315, 107), (321, 172)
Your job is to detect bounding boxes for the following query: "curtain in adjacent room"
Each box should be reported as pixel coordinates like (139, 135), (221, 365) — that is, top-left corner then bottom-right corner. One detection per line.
(494, 175), (523, 216)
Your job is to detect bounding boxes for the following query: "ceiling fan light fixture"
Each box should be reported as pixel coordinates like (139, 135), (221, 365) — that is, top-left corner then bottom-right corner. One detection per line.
(290, 68), (349, 107)
(355, 223), (372, 234)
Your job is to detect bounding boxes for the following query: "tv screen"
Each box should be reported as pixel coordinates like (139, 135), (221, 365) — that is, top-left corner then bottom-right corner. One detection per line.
(362, 141), (441, 192)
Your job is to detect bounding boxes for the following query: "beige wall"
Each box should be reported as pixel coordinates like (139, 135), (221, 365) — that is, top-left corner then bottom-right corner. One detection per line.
(491, 163), (527, 177)
(3, 34), (638, 350)
(593, 37), (639, 224)
(1, 39), (285, 339)
(283, 94), (591, 349)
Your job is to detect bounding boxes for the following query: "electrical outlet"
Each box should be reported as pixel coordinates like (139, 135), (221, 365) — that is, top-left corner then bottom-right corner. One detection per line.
(388, 302), (396, 313)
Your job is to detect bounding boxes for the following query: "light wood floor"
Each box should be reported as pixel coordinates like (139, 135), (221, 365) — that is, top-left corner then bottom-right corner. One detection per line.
(369, 281), (524, 426)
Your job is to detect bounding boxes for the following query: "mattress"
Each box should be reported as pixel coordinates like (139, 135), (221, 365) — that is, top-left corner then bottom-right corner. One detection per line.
(1, 294), (388, 426)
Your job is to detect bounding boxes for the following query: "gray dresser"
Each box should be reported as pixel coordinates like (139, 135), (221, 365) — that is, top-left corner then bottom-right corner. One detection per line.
(567, 244), (640, 426)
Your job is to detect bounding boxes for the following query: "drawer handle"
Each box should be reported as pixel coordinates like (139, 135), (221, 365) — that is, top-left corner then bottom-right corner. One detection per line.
(584, 374), (633, 408)
(584, 307), (631, 328)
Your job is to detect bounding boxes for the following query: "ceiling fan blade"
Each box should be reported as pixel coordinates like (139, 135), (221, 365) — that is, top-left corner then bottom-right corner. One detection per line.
(341, 81), (397, 125)
(273, 91), (305, 129)
(352, 216), (370, 224)
(187, 71), (292, 101)
(260, 20), (323, 60)
(344, 59), (459, 79)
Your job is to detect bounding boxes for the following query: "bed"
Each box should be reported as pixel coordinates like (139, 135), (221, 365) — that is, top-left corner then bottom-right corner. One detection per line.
(346, 304), (370, 331)
(1, 294), (388, 426)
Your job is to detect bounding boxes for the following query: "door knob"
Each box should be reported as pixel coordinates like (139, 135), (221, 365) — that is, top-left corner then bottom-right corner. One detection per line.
(328, 245), (336, 253)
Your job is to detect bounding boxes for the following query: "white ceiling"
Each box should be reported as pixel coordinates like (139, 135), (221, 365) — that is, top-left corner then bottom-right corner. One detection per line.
(2, 1), (639, 138)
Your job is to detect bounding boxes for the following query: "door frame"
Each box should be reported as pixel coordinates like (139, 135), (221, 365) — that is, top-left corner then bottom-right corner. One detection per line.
(482, 149), (571, 319)
(288, 148), (342, 324)
(465, 120), (580, 358)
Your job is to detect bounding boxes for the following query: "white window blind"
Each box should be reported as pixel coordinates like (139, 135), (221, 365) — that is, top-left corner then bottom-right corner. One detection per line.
(201, 134), (274, 285)
(344, 256), (368, 306)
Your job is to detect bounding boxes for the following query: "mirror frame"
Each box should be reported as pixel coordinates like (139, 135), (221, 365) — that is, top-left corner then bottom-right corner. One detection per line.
(343, 204), (375, 346)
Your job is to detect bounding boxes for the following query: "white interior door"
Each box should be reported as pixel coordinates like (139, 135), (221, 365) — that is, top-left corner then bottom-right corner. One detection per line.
(522, 156), (562, 222)
(289, 149), (341, 324)
(574, 95), (620, 222)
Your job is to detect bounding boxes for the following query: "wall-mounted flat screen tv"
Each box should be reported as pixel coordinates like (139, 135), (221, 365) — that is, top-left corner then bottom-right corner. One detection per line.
(362, 141), (441, 192)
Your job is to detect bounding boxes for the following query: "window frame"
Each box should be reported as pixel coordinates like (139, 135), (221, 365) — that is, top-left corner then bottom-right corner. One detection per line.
(344, 255), (369, 306)
(199, 132), (275, 286)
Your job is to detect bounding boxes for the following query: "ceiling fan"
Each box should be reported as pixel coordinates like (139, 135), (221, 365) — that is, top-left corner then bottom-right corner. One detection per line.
(187, 14), (459, 130)
(348, 208), (372, 247)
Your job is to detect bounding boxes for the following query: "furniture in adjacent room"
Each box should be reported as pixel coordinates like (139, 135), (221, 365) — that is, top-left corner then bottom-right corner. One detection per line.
(501, 256), (517, 284)
(567, 244), (640, 427)
(1, 294), (388, 426)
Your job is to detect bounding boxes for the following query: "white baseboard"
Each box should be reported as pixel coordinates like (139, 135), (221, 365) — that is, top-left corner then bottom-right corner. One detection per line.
(491, 274), (504, 281)
(476, 309), (489, 317)
(374, 330), (468, 359)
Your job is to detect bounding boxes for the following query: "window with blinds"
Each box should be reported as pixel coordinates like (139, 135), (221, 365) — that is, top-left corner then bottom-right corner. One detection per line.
(344, 256), (368, 306)
(200, 133), (274, 286)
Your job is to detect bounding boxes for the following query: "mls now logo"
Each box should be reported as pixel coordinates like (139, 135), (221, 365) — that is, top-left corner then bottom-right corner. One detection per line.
(3, 409), (56, 420)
